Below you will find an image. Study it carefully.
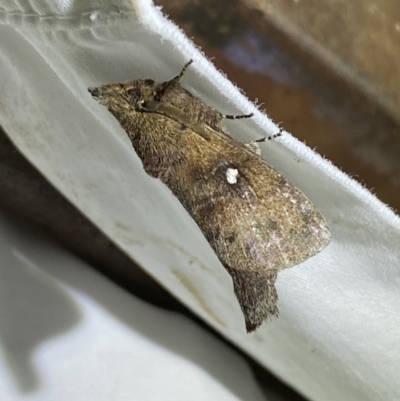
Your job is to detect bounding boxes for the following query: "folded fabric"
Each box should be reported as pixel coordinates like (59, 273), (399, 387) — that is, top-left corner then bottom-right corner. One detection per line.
(0, 209), (268, 401)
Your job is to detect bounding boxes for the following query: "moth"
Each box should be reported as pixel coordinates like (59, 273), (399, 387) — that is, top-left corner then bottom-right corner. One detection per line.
(89, 60), (331, 332)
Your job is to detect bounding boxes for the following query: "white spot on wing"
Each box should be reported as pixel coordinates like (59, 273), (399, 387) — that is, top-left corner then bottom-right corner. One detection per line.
(90, 11), (100, 21)
(226, 168), (239, 184)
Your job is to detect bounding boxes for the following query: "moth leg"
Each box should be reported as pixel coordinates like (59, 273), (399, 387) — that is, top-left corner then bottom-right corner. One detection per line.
(223, 113), (254, 120)
(244, 127), (283, 155)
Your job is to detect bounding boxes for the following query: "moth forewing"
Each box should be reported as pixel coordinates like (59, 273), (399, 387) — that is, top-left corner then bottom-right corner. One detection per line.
(89, 62), (331, 333)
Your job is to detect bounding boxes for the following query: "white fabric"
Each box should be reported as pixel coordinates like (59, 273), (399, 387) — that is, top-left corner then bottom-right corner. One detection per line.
(0, 1), (399, 400)
(0, 210), (268, 401)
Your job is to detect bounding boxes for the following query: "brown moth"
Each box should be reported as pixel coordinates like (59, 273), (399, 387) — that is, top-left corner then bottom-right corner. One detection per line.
(89, 60), (331, 332)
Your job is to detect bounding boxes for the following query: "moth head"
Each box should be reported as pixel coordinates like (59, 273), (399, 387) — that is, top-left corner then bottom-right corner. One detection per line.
(88, 79), (157, 112)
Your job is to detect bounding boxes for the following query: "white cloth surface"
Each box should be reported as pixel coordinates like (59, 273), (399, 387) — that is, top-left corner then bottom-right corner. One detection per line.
(0, 210), (268, 401)
(0, 1), (400, 400)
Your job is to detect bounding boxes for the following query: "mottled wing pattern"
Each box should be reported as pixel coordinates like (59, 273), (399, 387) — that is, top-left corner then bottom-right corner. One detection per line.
(158, 119), (330, 331)
(89, 72), (331, 332)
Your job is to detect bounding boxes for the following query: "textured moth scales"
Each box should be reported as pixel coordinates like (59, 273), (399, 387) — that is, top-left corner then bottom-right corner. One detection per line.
(89, 60), (331, 332)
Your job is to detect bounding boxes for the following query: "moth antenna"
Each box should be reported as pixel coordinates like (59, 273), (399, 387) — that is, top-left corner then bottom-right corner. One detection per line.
(176, 59), (194, 80)
(169, 59), (194, 85)
(159, 60), (194, 98)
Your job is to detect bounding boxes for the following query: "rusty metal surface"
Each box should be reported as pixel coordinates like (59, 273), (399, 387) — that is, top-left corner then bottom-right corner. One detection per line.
(157, 0), (400, 212)
(247, 0), (400, 126)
